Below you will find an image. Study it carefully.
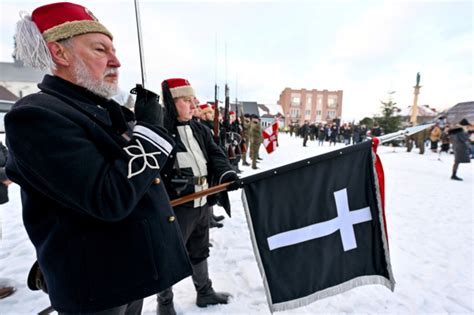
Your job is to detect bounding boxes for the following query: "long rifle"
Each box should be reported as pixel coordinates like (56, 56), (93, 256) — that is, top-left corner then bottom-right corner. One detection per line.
(134, 0), (146, 88)
(223, 84), (236, 159)
(234, 97), (244, 155)
(131, 0), (163, 127)
(212, 33), (220, 143)
(213, 84), (220, 142)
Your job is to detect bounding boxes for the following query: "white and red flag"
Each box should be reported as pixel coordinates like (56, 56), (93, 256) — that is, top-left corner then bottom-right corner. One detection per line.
(262, 121), (279, 154)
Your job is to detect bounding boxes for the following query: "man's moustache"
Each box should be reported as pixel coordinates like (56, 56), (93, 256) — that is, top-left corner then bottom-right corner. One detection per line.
(104, 68), (119, 76)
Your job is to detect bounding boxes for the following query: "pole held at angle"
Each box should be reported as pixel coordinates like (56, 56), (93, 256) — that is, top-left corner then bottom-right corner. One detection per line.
(375, 123), (434, 144)
(134, 0), (147, 88)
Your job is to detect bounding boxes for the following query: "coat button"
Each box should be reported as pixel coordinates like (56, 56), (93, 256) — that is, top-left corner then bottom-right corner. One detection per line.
(168, 215), (176, 222)
(153, 178), (161, 184)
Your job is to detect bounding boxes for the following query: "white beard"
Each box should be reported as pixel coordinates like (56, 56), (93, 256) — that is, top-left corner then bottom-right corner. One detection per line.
(72, 59), (118, 98)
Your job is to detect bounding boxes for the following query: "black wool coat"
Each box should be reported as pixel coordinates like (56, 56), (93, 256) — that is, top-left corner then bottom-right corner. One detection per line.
(0, 141), (9, 204)
(5, 75), (192, 313)
(449, 127), (471, 163)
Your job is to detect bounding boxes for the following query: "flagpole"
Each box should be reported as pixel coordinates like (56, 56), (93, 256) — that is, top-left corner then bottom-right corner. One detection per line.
(375, 123), (434, 144)
(170, 182), (231, 207)
(169, 123), (434, 207)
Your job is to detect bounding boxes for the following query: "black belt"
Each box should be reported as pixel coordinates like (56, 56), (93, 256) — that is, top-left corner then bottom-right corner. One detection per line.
(171, 176), (207, 186)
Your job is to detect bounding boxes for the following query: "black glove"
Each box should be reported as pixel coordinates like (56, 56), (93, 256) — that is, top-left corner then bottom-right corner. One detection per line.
(27, 261), (48, 293)
(220, 171), (241, 191)
(131, 84), (163, 127)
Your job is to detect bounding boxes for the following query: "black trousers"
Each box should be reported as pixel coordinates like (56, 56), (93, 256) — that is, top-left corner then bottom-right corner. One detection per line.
(174, 204), (210, 265)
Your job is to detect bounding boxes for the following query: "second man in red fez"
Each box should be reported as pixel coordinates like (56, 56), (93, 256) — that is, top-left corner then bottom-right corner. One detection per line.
(158, 78), (240, 314)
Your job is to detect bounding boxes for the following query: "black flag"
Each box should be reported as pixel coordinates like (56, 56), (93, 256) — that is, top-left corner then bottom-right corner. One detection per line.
(242, 141), (395, 312)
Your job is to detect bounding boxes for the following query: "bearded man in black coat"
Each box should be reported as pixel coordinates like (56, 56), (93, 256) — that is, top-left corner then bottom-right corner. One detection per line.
(5, 2), (191, 314)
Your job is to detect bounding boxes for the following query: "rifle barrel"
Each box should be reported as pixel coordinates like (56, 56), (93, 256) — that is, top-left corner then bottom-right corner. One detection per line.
(134, 0), (147, 87)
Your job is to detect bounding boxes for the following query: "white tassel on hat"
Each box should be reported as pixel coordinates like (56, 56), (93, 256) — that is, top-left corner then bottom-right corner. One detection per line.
(14, 11), (54, 71)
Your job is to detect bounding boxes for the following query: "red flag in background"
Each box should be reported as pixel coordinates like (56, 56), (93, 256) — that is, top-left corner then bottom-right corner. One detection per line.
(262, 121), (279, 154)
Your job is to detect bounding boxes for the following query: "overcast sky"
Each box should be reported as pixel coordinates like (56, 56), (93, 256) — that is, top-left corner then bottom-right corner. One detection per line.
(1, 0), (472, 121)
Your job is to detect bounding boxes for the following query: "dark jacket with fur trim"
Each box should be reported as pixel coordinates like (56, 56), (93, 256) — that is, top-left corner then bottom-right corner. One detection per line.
(4, 75), (192, 313)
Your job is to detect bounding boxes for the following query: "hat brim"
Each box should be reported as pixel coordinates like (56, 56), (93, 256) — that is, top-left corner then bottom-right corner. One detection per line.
(43, 20), (112, 42)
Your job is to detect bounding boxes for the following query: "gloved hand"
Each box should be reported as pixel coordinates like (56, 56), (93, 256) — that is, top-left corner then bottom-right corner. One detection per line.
(131, 84), (163, 127)
(220, 171), (241, 191)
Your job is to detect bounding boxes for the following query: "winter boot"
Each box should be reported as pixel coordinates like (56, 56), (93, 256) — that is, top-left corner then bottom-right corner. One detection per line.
(192, 260), (231, 307)
(451, 174), (463, 181)
(209, 207), (223, 228)
(213, 214), (225, 222)
(157, 288), (176, 315)
(251, 159), (258, 170)
(210, 215), (223, 228)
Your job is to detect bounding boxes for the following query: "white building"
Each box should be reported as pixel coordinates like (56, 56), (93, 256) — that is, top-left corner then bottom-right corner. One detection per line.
(0, 60), (48, 98)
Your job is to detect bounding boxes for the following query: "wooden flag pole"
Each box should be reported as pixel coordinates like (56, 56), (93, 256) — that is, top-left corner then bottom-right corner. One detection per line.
(170, 182), (232, 207)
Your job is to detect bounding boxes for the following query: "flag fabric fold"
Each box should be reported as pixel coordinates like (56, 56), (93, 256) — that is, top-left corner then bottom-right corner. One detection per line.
(241, 140), (395, 312)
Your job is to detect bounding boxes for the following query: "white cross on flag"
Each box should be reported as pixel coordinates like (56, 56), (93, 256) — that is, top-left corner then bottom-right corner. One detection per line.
(241, 140), (395, 312)
(262, 121), (279, 154)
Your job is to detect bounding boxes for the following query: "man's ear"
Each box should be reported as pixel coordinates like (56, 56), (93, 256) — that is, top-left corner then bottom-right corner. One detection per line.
(47, 42), (70, 67)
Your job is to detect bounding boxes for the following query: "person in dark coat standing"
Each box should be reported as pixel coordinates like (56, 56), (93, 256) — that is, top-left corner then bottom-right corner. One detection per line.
(301, 120), (310, 147)
(329, 123), (338, 146)
(158, 78), (239, 315)
(0, 141), (16, 300)
(449, 118), (471, 181)
(5, 3), (192, 314)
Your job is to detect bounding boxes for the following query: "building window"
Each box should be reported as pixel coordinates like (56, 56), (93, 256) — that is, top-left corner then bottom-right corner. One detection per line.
(305, 109), (311, 118)
(317, 95), (323, 109)
(291, 93), (301, 106)
(290, 108), (300, 118)
(328, 95), (338, 108)
(328, 111), (336, 118)
(306, 95), (312, 108)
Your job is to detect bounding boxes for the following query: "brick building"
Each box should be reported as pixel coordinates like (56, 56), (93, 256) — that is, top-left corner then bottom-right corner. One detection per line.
(278, 87), (343, 126)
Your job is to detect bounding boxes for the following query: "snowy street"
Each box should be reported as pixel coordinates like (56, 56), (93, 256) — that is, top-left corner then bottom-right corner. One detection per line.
(1, 132), (473, 314)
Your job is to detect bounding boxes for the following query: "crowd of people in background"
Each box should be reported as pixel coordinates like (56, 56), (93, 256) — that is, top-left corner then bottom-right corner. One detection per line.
(285, 117), (473, 181)
(194, 105), (264, 172)
(286, 121), (372, 147)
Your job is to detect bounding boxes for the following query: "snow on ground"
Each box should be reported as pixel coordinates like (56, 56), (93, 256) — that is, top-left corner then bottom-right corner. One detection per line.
(1, 132), (473, 314)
